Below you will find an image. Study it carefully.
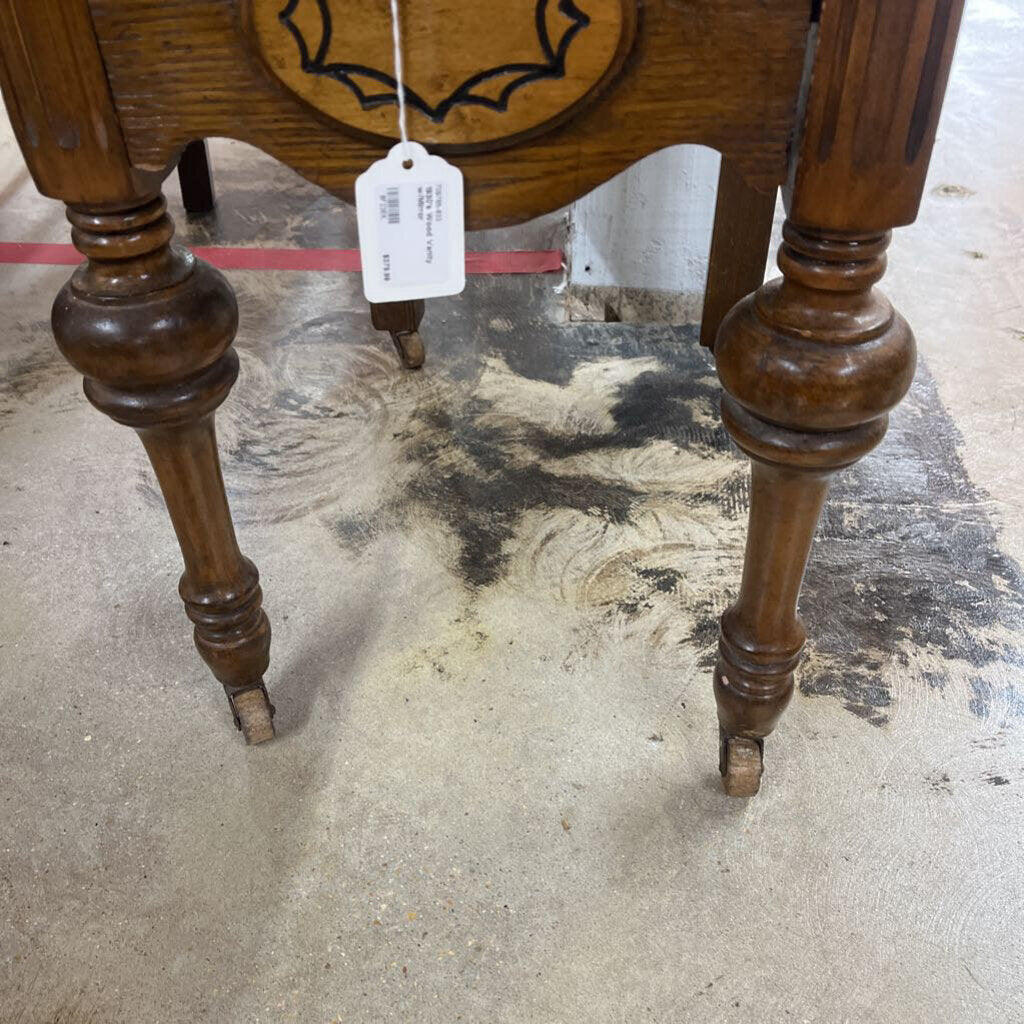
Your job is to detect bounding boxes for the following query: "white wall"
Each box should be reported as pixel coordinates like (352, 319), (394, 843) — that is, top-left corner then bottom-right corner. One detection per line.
(568, 145), (721, 296)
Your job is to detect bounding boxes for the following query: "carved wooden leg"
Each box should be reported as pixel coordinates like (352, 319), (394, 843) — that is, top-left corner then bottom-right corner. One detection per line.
(177, 140), (216, 216)
(371, 299), (426, 369)
(712, 222), (915, 794)
(50, 194), (275, 744)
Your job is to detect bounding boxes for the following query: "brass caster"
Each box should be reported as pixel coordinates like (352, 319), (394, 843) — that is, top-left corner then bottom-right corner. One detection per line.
(719, 728), (763, 797)
(229, 684), (276, 746)
(391, 330), (425, 370)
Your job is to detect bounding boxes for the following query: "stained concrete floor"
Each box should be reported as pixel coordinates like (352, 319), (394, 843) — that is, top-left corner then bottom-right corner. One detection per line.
(2, 3), (1024, 1022)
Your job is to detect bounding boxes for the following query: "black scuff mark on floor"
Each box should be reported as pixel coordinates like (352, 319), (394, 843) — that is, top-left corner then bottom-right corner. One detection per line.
(615, 566), (680, 619)
(800, 361), (1024, 725)
(229, 435), (302, 475)
(398, 401), (643, 588)
(522, 365), (730, 458)
(227, 301), (1024, 726)
(983, 772), (1010, 786)
(688, 599), (723, 669)
(0, 323), (68, 413)
(967, 676), (1024, 719)
(635, 567), (682, 594)
(333, 332), (735, 589)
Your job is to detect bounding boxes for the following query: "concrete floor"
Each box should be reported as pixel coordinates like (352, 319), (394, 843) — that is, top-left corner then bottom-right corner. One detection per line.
(2, 3), (1024, 1022)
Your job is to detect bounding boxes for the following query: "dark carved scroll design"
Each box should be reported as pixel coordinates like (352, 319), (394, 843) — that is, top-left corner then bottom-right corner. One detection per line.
(278, 0), (592, 123)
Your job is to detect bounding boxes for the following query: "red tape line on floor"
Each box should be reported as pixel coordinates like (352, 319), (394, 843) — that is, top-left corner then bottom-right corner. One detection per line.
(0, 242), (564, 275)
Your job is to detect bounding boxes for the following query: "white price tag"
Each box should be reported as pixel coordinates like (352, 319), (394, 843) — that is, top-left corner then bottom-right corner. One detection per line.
(355, 141), (466, 304)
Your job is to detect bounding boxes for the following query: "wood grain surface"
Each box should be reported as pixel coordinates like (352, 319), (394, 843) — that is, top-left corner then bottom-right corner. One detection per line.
(789, 0), (965, 230)
(248, 0), (635, 148)
(86, 0), (812, 227)
(0, 0), (143, 202)
(700, 157), (776, 349)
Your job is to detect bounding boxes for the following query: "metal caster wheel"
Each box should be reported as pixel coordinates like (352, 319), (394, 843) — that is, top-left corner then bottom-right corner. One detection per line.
(229, 685), (276, 745)
(719, 728), (763, 797)
(391, 329), (425, 370)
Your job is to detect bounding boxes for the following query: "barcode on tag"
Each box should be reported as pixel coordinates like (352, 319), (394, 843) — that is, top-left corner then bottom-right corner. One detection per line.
(355, 141), (465, 303)
(384, 186), (400, 225)
(372, 181), (449, 288)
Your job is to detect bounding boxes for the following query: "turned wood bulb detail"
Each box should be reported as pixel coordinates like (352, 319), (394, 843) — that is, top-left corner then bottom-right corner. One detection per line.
(50, 194), (274, 737)
(711, 220), (917, 755)
(53, 195), (240, 422)
(715, 221), (917, 466)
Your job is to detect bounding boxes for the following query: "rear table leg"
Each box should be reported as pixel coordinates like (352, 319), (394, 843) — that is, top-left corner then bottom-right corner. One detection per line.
(700, 157), (776, 350)
(177, 140), (216, 216)
(371, 299), (426, 369)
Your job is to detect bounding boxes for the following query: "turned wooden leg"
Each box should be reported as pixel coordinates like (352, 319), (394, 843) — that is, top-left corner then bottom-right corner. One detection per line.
(370, 299), (426, 369)
(712, 223), (915, 795)
(50, 194), (275, 744)
(177, 140), (216, 216)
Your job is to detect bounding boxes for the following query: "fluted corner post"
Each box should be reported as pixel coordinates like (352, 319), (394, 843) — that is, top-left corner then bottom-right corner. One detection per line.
(50, 194), (275, 744)
(712, 224), (915, 795)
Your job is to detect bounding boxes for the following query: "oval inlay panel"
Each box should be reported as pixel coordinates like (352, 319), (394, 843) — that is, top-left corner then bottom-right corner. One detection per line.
(248, 0), (636, 148)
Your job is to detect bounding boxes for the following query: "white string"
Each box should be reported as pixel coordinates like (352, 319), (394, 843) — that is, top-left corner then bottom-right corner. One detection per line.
(389, 0), (412, 165)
